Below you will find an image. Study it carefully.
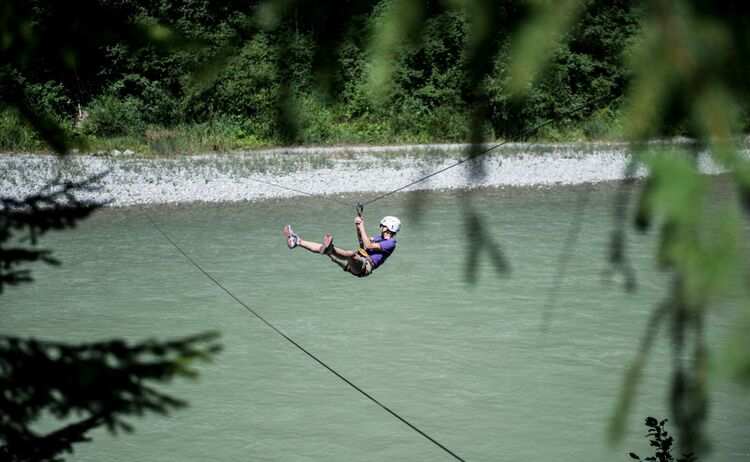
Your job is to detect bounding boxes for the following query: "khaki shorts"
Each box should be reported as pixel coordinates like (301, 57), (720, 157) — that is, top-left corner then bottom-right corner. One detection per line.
(346, 254), (373, 277)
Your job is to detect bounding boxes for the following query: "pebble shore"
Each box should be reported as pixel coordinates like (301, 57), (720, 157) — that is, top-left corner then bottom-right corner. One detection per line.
(0, 141), (730, 207)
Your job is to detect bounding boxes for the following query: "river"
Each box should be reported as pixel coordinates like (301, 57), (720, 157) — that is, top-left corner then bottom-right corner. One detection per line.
(2, 181), (748, 461)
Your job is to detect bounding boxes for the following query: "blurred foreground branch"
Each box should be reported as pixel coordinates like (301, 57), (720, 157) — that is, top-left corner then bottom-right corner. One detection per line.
(0, 173), (106, 292)
(0, 332), (221, 462)
(0, 172), (222, 461)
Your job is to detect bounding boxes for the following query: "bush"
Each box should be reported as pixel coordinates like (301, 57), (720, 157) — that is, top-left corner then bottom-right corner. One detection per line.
(24, 80), (76, 121)
(0, 109), (46, 151)
(193, 34), (281, 124)
(107, 74), (184, 126)
(581, 105), (623, 139)
(629, 417), (696, 462)
(293, 93), (336, 144)
(82, 95), (145, 138)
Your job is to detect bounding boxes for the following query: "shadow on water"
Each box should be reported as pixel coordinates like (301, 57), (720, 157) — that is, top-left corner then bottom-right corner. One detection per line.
(539, 185), (591, 333)
(461, 201), (511, 284)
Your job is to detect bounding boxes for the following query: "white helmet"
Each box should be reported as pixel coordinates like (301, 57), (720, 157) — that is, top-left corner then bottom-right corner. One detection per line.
(380, 216), (401, 233)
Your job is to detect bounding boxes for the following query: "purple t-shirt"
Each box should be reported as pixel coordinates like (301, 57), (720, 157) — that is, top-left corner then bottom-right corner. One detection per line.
(366, 236), (396, 268)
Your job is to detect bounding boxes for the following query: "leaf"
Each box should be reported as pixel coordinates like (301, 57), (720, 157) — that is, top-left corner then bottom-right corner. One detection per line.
(367, 0), (427, 100)
(506, 0), (583, 96)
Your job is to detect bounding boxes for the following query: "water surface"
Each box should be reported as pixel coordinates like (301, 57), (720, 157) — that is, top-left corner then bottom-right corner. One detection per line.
(3, 181), (748, 461)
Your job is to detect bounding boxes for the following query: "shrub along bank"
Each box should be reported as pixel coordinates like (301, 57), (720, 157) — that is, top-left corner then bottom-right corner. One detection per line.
(2, 0), (659, 154)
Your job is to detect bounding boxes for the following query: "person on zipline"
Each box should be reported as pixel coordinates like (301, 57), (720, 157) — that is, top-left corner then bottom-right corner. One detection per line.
(283, 215), (400, 277)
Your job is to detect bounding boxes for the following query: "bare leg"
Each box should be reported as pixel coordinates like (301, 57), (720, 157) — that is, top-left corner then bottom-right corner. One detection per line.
(327, 246), (361, 270)
(296, 239), (360, 272)
(284, 224), (333, 254)
(298, 240), (358, 266)
(297, 238), (326, 254)
(329, 246), (357, 259)
(284, 227), (361, 272)
(328, 253), (349, 269)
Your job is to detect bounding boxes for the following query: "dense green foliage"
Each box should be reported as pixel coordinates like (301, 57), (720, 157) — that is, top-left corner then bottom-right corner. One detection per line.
(1, 0), (646, 152)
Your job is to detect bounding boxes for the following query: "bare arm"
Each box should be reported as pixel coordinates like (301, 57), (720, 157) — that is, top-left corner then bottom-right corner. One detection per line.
(354, 216), (381, 250)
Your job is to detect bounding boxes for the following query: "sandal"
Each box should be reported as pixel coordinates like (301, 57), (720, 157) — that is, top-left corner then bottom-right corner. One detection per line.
(320, 234), (334, 254)
(283, 225), (299, 249)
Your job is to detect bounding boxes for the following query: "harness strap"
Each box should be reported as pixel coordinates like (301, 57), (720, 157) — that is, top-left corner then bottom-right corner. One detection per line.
(357, 247), (376, 268)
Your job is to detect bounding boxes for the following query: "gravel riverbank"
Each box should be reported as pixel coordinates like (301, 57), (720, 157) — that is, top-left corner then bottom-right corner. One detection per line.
(0, 141), (730, 207)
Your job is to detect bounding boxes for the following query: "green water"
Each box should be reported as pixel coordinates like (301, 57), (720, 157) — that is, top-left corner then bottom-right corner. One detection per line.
(3, 182), (748, 461)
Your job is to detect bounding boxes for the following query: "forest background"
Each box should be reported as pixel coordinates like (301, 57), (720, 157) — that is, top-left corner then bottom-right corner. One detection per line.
(3, 0), (731, 154)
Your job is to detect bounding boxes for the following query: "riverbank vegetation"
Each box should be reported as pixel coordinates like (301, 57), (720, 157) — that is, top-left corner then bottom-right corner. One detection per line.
(2, 0), (648, 154)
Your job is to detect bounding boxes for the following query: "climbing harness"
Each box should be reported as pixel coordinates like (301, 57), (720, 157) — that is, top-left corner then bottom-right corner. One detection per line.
(357, 247), (377, 268)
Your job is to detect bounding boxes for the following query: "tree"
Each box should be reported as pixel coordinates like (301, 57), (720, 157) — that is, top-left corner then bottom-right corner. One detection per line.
(0, 2), (220, 460)
(604, 0), (750, 453)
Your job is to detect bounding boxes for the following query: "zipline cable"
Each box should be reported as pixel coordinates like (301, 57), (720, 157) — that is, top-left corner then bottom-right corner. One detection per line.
(113, 94), (610, 460)
(239, 176), (352, 206)
(362, 94), (611, 207)
(120, 187), (466, 462)
(191, 96), (609, 215)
